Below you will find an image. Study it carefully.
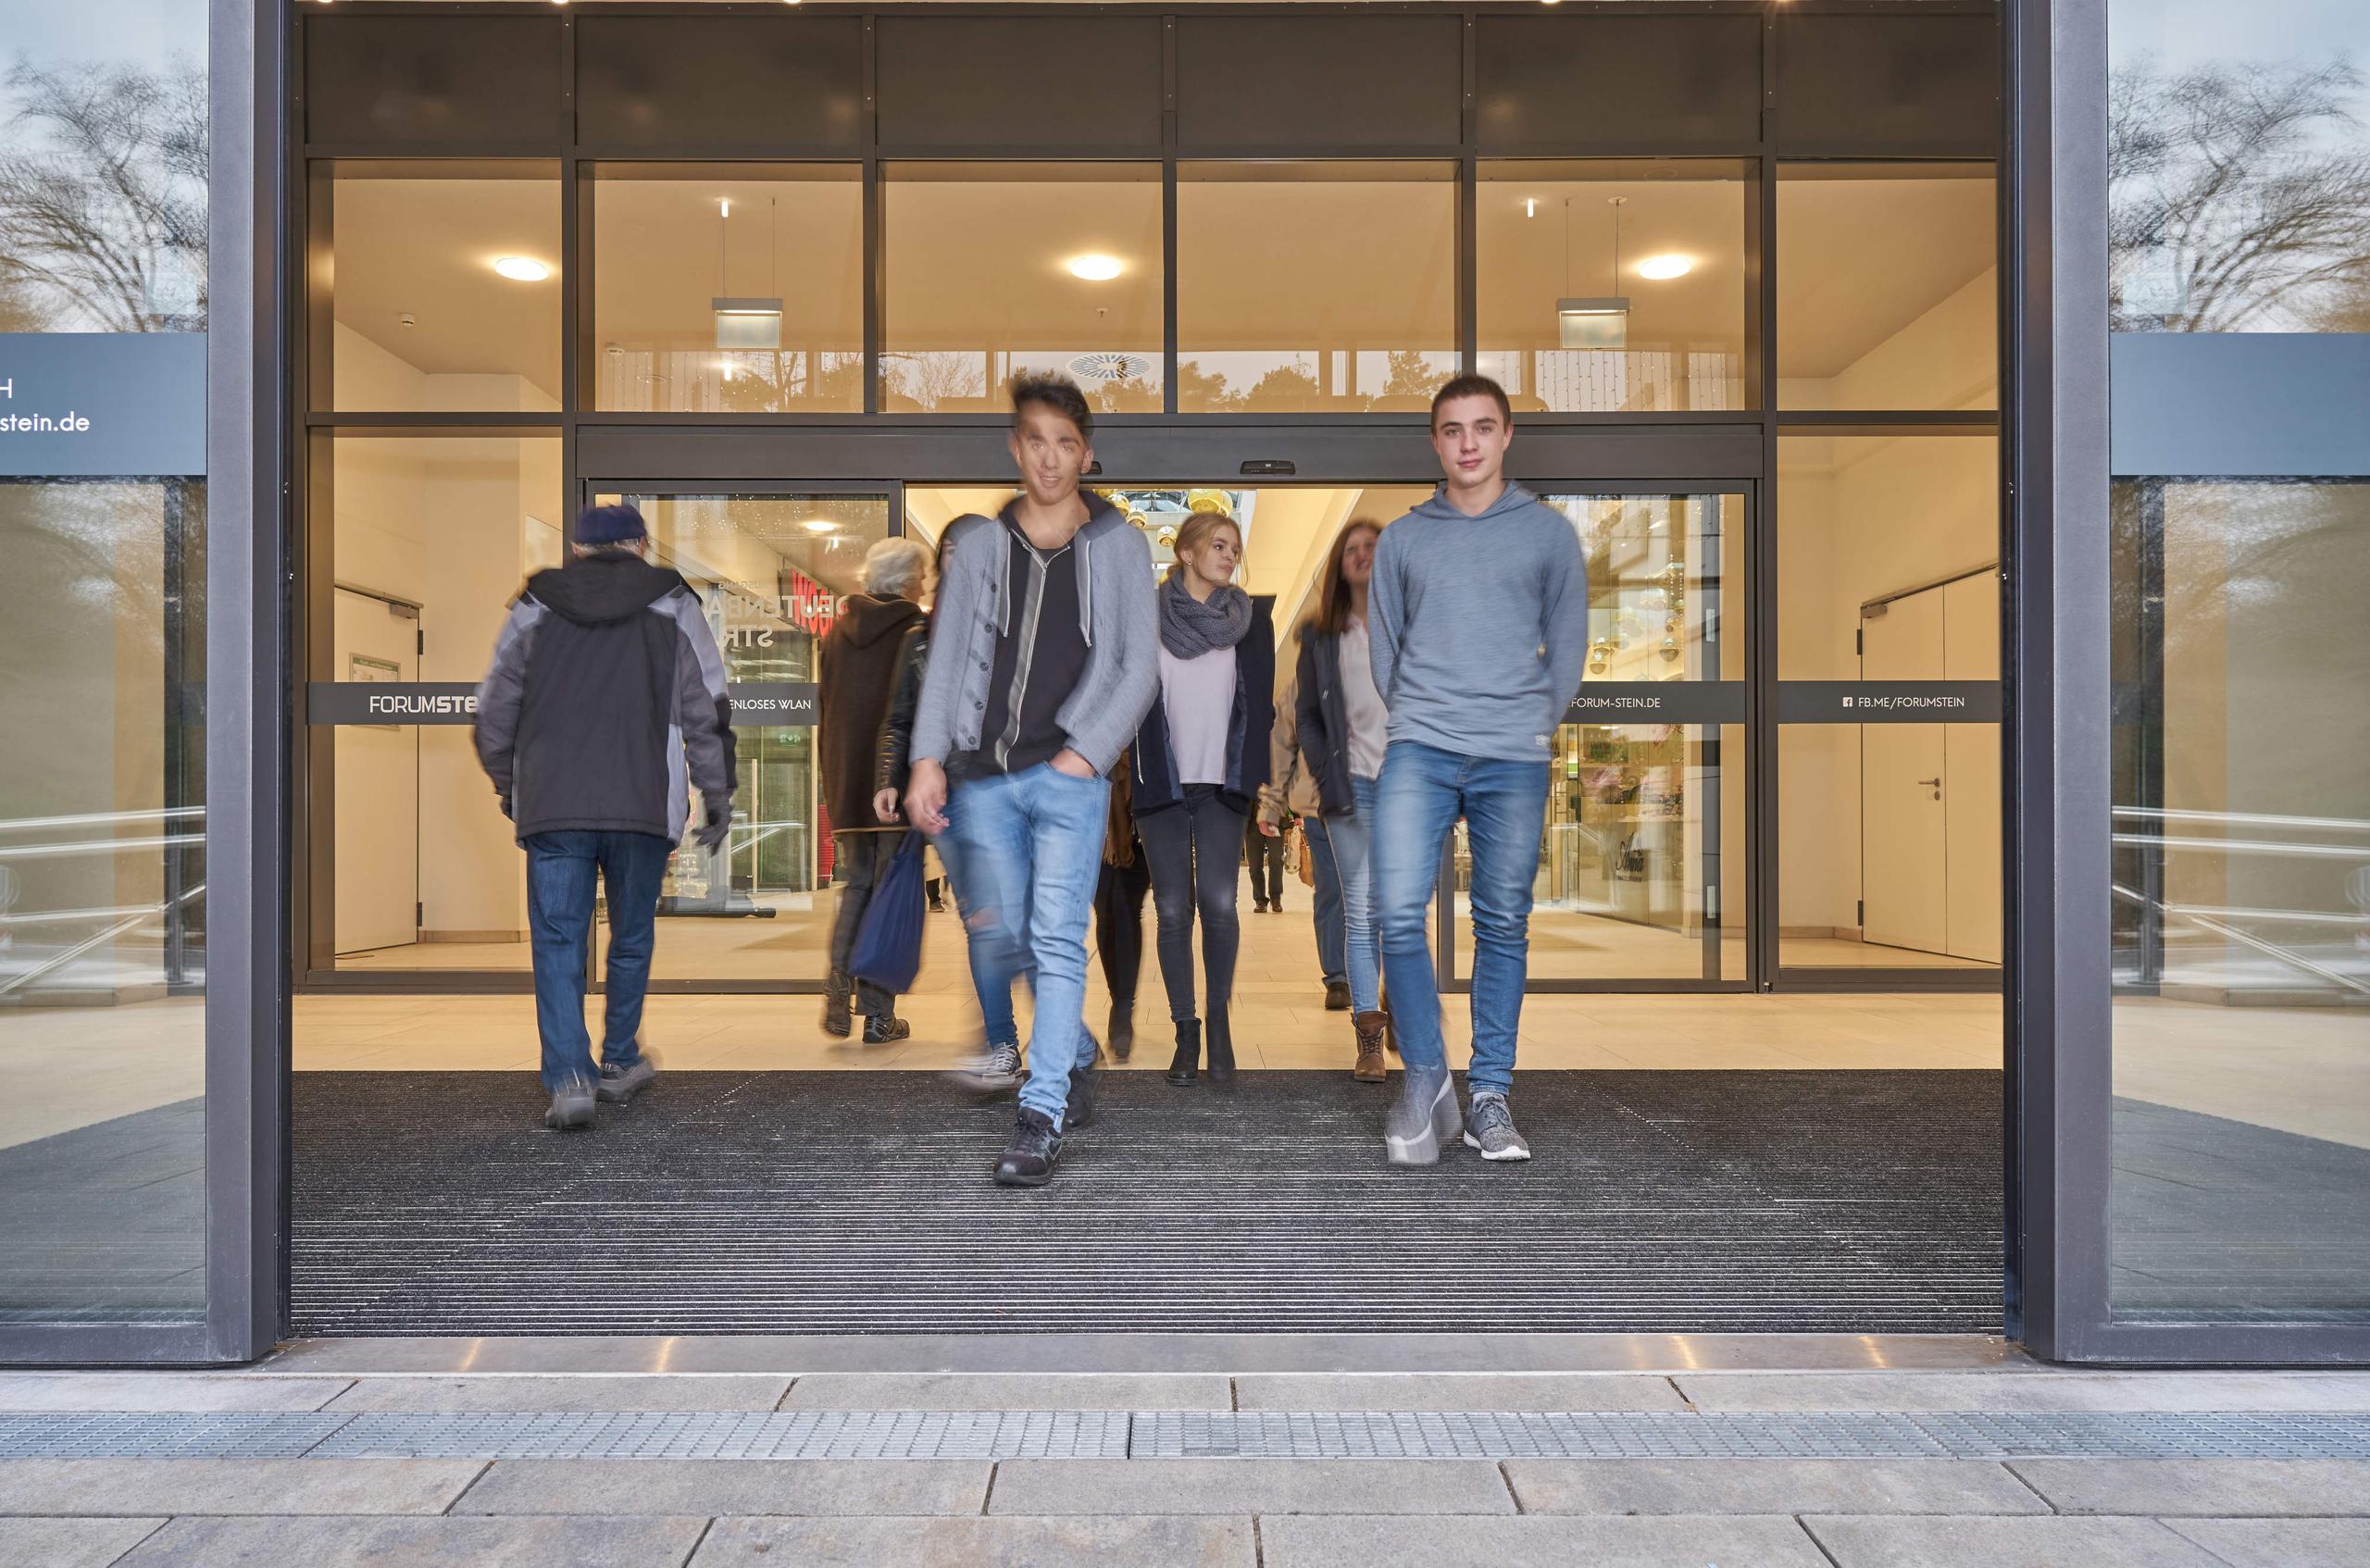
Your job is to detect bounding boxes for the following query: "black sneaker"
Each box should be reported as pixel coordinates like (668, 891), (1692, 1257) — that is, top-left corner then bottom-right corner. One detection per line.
(1323, 980), (1351, 1012)
(862, 1014), (911, 1045)
(994, 1108), (1064, 1187)
(1067, 1061), (1097, 1130)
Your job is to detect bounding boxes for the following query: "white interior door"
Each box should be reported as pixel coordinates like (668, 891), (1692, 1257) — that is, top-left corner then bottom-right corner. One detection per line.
(1860, 589), (1949, 954)
(1942, 572), (2002, 963)
(332, 587), (420, 955)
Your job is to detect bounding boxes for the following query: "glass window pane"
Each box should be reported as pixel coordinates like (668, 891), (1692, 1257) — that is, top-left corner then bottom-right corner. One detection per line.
(0, 0), (209, 1325)
(317, 162), (563, 413)
(306, 433), (562, 977)
(1778, 434), (2002, 973)
(1478, 161), (1752, 414)
(1777, 164), (1997, 411)
(1451, 493), (1749, 985)
(1179, 161), (1457, 412)
(595, 493), (893, 984)
(593, 164), (863, 414)
(881, 163), (1163, 414)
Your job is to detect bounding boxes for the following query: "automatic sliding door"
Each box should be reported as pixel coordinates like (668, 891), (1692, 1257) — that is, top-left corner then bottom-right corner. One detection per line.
(1447, 490), (1750, 990)
(590, 487), (894, 992)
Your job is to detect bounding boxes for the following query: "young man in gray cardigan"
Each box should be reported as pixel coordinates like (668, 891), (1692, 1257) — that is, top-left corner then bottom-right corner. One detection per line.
(901, 375), (1160, 1187)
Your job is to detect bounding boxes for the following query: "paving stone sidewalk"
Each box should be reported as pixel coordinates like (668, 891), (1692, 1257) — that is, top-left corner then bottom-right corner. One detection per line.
(1, 1365), (2365, 1566)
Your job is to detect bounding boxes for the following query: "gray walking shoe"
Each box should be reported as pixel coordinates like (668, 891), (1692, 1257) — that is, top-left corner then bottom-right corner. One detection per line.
(947, 1042), (1023, 1092)
(595, 1057), (657, 1105)
(1383, 1066), (1462, 1166)
(543, 1077), (596, 1130)
(1463, 1091), (1533, 1162)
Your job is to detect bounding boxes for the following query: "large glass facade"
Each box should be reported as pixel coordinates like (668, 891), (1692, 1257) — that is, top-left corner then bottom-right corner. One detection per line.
(0, 0), (208, 1324)
(2106, 0), (2370, 1325)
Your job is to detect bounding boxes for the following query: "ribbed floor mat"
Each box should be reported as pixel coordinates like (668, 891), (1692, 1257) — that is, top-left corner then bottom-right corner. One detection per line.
(290, 1070), (2002, 1336)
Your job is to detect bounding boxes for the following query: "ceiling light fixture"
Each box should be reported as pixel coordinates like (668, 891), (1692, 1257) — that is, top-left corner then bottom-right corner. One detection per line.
(1637, 254), (1694, 280)
(801, 518), (837, 534)
(1525, 197), (1538, 218)
(713, 195), (783, 350)
(1067, 254), (1124, 281)
(492, 256), (549, 282)
(1555, 196), (1629, 350)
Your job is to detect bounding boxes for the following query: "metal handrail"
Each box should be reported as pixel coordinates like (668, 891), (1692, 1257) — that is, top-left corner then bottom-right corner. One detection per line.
(0, 806), (204, 835)
(0, 881), (206, 999)
(2114, 805), (2370, 835)
(2111, 882), (2370, 1000)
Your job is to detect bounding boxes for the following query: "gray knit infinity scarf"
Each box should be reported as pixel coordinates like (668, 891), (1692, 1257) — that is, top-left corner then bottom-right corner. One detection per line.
(1157, 571), (1254, 659)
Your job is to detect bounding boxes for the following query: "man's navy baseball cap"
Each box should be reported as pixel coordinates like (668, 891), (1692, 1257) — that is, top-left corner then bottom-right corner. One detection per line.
(575, 502), (648, 546)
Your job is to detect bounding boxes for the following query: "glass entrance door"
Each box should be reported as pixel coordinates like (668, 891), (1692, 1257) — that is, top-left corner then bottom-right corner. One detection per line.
(589, 486), (897, 992)
(1445, 489), (1750, 990)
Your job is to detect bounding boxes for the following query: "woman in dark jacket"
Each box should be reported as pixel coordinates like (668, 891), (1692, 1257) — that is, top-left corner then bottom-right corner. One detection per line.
(1129, 511), (1275, 1087)
(1281, 518), (1390, 1081)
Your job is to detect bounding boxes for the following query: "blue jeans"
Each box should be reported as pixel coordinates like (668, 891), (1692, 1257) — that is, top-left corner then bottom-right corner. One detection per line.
(524, 829), (673, 1092)
(945, 762), (1110, 1130)
(1369, 741), (1550, 1099)
(1305, 815), (1347, 988)
(931, 818), (1022, 1050)
(1328, 774), (1383, 1014)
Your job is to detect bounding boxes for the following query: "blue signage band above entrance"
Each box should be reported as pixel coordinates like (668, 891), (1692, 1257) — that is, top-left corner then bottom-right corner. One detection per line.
(306, 682), (821, 727)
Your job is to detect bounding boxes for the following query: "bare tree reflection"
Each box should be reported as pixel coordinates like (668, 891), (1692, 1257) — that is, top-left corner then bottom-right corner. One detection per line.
(0, 55), (207, 334)
(2110, 55), (2370, 332)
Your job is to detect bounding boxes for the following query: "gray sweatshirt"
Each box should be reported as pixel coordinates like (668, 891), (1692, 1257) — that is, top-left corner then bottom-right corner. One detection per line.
(1368, 482), (1589, 763)
(910, 493), (1161, 777)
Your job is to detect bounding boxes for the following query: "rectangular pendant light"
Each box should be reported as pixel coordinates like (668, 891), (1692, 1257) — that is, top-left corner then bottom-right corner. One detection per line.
(713, 297), (783, 350)
(1556, 297), (1629, 350)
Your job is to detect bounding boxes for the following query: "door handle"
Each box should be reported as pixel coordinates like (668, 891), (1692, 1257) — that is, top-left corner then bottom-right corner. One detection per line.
(1917, 777), (1942, 800)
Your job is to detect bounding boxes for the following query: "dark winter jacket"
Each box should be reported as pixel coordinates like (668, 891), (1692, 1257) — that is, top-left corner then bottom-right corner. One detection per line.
(1129, 594), (1277, 818)
(818, 592), (926, 832)
(1291, 627), (1357, 817)
(473, 552), (735, 844)
(874, 619), (930, 798)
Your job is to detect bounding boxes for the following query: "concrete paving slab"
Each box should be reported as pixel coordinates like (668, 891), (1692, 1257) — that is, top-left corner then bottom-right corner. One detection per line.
(118, 1513), (706, 1566)
(0, 1517), (168, 1568)
(0, 1375), (352, 1413)
(1803, 1514), (2232, 1567)
(985, 1459), (1516, 1515)
(259, 1332), (2027, 1377)
(779, 1374), (1231, 1411)
(1259, 1513), (1832, 1567)
(320, 1375), (792, 1412)
(452, 1457), (990, 1514)
(1504, 1458), (2049, 1515)
(691, 1514), (1255, 1567)
(1677, 1372), (2370, 1412)
(0, 1458), (485, 1516)
(2165, 1518), (2370, 1568)
(1233, 1374), (1687, 1412)
(2006, 1459), (2370, 1516)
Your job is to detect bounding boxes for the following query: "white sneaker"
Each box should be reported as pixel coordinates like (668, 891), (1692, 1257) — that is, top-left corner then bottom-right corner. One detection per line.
(947, 1042), (1023, 1092)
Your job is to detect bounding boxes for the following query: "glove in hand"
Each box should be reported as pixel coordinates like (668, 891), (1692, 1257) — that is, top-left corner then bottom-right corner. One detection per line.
(695, 801), (731, 854)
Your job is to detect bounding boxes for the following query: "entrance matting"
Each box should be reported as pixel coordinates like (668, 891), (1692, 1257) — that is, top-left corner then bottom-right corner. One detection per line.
(290, 1069), (2002, 1337)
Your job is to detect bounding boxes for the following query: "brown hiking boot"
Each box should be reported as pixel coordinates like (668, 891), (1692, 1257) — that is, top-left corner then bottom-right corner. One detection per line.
(1353, 1011), (1390, 1083)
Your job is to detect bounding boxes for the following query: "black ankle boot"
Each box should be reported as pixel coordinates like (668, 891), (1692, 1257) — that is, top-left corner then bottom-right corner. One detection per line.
(1166, 1018), (1201, 1087)
(1108, 996), (1136, 1062)
(1204, 1004), (1237, 1085)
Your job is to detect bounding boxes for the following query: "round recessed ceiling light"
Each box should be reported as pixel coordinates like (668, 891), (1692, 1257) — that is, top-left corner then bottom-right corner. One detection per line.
(801, 518), (837, 534)
(1636, 255), (1694, 280)
(493, 256), (550, 282)
(1066, 254), (1124, 281)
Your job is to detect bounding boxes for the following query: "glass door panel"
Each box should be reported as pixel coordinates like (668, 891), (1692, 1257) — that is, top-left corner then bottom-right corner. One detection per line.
(591, 489), (893, 989)
(1449, 491), (1750, 989)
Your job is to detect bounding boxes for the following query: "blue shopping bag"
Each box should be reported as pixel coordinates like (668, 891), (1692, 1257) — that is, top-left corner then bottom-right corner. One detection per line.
(849, 832), (927, 994)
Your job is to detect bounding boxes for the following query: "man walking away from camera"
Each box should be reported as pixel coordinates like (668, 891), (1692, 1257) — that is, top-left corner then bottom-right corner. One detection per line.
(474, 502), (736, 1131)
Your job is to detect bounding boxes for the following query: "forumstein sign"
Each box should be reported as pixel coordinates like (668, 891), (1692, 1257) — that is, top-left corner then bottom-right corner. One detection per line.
(0, 334), (208, 477)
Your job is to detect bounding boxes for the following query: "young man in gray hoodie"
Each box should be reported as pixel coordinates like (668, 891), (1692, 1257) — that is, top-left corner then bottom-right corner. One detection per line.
(1368, 375), (1589, 1165)
(900, 375), (1160, 1187)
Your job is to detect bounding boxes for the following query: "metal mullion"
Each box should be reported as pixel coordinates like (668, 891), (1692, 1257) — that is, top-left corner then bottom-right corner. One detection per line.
(862, 17), (880, 416)
(1752, 6), (1782, 994)
(1457, 12), (1478, 375)
(1156, 13), (1175, 417)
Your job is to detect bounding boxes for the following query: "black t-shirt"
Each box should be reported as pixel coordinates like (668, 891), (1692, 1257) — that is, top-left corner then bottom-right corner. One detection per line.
(967, 521), (1088, 777)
